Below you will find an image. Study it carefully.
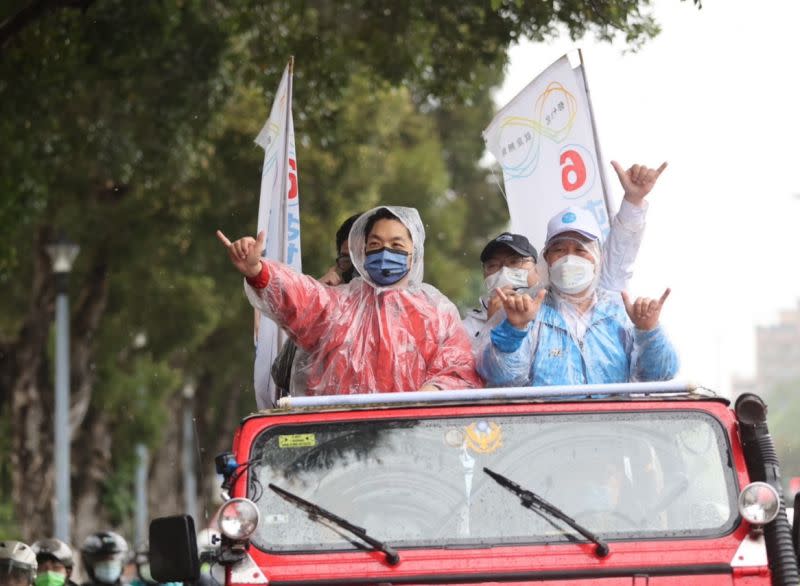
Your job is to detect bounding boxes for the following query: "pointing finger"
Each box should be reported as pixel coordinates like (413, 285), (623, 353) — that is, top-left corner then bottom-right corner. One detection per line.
(256, 230), (267, 251)
(659, 287), (672, 306)
(216, 230), (232, 248)
(495, 287), (510, 303)
(655, 161), (668, 176)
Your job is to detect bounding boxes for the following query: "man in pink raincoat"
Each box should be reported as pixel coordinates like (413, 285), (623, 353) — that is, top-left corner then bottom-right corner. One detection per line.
(218, 205), (482, 396)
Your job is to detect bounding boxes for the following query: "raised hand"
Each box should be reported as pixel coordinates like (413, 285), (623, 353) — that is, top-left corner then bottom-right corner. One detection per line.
(622, 288), (671, 331)
(216, 229), (265, 278)
(487, 285), (515, 319)
(611, 160), (668, 206)
(496, 288), (547, 330)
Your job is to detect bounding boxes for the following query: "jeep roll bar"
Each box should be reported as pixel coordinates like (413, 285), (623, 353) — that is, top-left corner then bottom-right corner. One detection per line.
(276, 380), (700, 409)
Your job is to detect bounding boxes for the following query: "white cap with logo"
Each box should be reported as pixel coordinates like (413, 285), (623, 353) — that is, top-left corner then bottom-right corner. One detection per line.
(544, 206), (602, 245)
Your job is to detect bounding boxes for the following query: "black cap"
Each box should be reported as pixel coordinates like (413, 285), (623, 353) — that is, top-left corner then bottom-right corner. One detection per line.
(480, 232), (538, 263)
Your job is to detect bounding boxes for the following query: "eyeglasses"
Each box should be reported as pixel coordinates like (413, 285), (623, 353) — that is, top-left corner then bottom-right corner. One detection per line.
(336, 253), (353, 271)
(483, 255), (534, 274)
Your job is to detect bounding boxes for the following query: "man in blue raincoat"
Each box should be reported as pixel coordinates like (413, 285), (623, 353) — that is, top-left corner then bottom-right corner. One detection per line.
(477, 205), (678, 387)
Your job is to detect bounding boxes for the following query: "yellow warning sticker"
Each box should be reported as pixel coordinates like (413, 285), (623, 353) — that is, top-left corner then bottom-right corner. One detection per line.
(278, 434), (316, 448)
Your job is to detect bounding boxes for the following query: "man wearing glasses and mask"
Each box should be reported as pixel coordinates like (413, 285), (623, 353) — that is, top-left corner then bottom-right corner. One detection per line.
(317, 213), (362, 286)
(463, 160), (667, 350)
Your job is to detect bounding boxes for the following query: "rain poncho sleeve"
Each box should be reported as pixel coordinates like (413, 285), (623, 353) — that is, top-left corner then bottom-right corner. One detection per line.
(599, 199), (647, 291)
(418, 293), (484, 390)
(244, 260), (342, 351)
(476, 290), (679, 387)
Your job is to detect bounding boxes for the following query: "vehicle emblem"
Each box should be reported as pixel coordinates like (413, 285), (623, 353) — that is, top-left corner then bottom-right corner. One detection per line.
(465, 421), (503, 454)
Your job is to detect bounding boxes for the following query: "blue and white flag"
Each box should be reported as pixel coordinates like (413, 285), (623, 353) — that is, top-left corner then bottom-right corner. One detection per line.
(253, 58), (302, 409)
(484, 51), (612, 252)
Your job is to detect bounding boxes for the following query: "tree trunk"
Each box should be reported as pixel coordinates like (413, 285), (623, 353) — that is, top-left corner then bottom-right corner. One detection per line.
(8, 225), (58, 541)
(71, 405), (112, 542)
(147, 368), (247, 529)
(6, 224), (110, 542)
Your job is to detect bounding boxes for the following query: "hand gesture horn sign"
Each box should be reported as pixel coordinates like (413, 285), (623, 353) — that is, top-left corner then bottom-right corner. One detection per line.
(621, 288), (671, 331)
(611, 160), (668, 206)
(216, 229), (266, 278)
(495, 287), (547, 330)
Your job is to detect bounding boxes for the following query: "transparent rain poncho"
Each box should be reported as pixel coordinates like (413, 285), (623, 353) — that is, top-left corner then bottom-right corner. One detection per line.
(477, 236), (679, 387)
(245, 205), (482, 396)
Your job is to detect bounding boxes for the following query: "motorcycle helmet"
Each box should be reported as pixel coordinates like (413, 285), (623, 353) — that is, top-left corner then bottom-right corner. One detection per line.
(0, 541), (37, 586)
(31, 539), (74, 572)
(80, 532), (128, 585)
(133, 545), (155, 585)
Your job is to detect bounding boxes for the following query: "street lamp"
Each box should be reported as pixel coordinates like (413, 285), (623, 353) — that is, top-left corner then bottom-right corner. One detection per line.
(46, 234), (79, 542)
(182, 381), (197, 523)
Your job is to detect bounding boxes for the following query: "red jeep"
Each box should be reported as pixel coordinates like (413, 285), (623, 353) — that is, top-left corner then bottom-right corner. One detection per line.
(150, 383), (800, 585)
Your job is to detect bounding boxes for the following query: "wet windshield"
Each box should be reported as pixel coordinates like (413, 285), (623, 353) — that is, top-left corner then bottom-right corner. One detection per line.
(248, 410), (738, 552)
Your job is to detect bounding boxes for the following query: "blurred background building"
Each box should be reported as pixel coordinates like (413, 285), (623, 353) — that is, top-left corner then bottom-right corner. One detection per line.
(731, 300), (800, 400)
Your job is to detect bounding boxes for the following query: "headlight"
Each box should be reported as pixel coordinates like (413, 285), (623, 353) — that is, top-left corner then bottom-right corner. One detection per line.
(738, 481), (780, 525)
(218, 498), (260, 540)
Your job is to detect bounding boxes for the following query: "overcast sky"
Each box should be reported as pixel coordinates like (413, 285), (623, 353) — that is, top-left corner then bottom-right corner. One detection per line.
(493, 0), (800, 396)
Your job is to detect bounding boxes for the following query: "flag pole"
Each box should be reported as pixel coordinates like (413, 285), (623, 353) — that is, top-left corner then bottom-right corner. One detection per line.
(578, 49), (615, 215)
(275, 56), (294, 352)
(279, 56), (294, 252)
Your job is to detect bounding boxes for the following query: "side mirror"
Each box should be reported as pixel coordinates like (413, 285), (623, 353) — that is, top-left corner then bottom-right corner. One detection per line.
(150, 515), (200, 583)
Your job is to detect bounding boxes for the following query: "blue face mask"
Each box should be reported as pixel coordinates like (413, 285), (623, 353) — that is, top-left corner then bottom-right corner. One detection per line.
(364, 247), (410, 286)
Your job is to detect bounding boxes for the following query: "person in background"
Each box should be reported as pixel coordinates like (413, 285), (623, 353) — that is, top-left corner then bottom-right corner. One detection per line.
(317, 213), (362, 286)
(30, 540), (76, 586)
(80, 533), (127, 586)
(271, 213), (362, 397)
(194, 529), (221, 586)
(462, 232), (539, 347)
(0, 541), (37, 586)
(477, 205), (678, 387)
(463, 160), (667, 350)
(219, 205), (482, 395)
(127, 546), (179, 586)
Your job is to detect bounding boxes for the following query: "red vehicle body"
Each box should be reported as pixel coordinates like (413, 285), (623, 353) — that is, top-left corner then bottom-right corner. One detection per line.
(150, 385), (800, 586)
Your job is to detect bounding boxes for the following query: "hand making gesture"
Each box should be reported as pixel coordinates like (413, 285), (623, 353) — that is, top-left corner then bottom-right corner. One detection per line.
(611, 160), (668, 207)
(216, 229), (265, 278)
(621, 288), (671, 331)
(496, 288), (547, 330)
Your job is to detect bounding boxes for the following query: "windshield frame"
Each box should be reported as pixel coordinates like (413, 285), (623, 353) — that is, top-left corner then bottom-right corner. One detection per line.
(241, 404), (742, 555)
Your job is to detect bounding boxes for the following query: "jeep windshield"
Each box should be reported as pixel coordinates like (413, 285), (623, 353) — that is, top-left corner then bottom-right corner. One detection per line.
(248, 410), (738, 553)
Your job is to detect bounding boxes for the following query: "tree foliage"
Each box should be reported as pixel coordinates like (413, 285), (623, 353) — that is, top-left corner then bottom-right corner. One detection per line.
(0, 0), (669, 540)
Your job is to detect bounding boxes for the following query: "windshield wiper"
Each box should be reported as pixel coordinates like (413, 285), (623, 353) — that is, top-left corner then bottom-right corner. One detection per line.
(483, 467), (610, 558)
(268, 483), (400, 566)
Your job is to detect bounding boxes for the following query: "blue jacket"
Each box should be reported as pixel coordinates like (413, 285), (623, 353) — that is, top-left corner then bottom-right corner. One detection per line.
(477, 290), (679, 387)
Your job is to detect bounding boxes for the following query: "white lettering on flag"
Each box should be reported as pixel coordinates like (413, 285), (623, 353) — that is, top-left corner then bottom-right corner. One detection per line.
(253, 59), (301, 409)
(483, 53), (613, 252)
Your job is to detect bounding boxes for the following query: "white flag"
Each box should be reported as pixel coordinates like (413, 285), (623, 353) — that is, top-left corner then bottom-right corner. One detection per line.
(483, 52), (613, 252)
(253, 58), (302, 409)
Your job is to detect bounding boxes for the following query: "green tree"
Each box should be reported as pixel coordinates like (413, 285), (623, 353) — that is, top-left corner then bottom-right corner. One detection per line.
(764, 381), (800, 494)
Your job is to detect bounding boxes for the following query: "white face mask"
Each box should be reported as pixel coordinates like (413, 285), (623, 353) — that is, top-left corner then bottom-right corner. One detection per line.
(484, 266), (529, 294)
(548, 254), (595, 294)
(93, 561), (122, 584)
